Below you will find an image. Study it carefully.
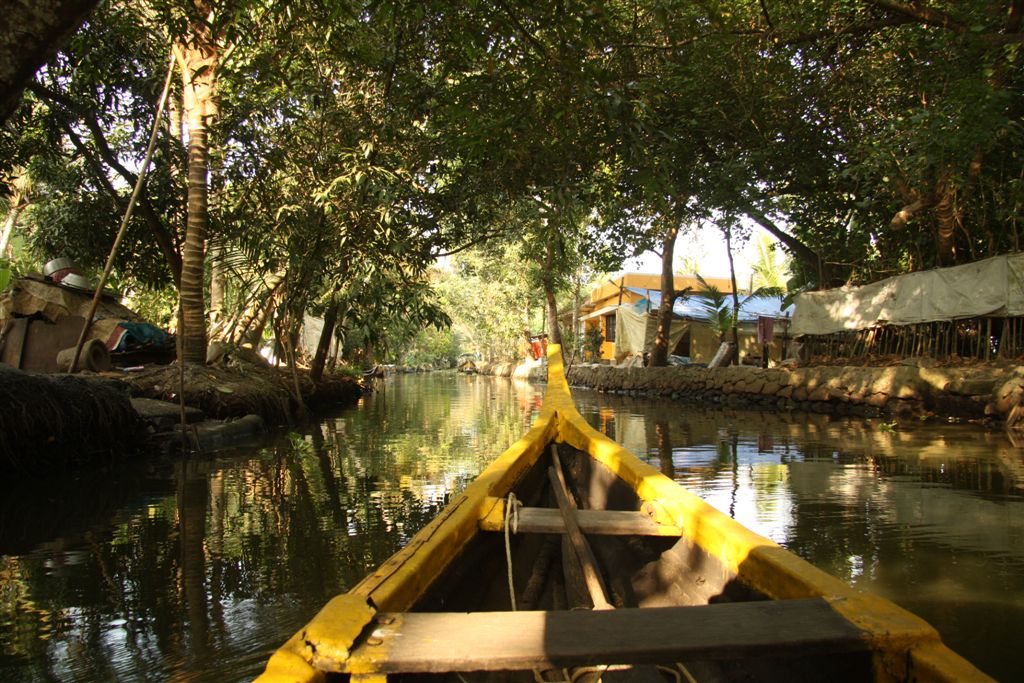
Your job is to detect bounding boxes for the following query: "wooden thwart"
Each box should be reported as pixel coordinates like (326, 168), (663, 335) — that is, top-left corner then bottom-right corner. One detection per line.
(501, 507), (683, 536)
(336, 599), (868, 674)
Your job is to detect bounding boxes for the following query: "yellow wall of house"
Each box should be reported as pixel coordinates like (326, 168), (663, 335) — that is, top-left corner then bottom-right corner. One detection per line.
(582, 318), (617, 361)
(689, 323), (721, 363)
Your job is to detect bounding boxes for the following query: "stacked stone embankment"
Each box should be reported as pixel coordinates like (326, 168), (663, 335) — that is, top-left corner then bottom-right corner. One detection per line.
(467, 360), (546, 381)
(566, 362), (1024, 424)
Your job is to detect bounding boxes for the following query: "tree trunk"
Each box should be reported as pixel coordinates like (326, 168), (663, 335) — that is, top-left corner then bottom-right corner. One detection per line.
(209, 243), (226, 339)
(177, 23), (218, 364)
(364, 338), (375, 369)
(310, 298), (339, 382)
(543, 241), (563, 359)
(649, 221), (680, 367)
(230, 271), (284, 345)
(572, 276), (582, 354)
(934, 173), (958, 267)
(0, 0), (100, 123)
(246, 288), (281, 348)
(726, 226), (740, 365)
(0, 192), (25, 257)
(742, 207), (831, 287)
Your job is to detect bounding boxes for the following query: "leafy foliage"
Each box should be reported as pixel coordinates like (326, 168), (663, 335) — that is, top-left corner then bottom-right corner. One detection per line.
(2, 0), (1022, 362)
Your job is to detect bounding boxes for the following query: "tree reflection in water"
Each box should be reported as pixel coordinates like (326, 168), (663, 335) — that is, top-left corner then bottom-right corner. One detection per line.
(572, 389), (1024, 682)
(1, 375), (1021, 681)
(0, 373), (540, 682)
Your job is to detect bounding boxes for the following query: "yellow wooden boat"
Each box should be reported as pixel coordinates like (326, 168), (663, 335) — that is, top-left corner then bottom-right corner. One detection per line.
(257, 345), (992, 683)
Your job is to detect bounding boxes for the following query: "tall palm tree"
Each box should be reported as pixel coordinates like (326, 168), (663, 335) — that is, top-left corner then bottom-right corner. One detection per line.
(750, 234), (790, 290)
(694, 274), (784, 360)
(175, 3), (218, 364)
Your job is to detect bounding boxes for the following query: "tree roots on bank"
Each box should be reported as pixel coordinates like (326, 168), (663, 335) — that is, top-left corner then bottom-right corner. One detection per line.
(121, 357), (362, 423)
(0, 358), (362, 471)
(0, 366), (144, 470)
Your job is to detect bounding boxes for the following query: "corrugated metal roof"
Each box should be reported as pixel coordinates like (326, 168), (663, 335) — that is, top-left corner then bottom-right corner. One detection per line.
(625, 287), (793, 322)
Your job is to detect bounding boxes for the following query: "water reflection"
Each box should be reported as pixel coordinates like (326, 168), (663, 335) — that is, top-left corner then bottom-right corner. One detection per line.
(571, 390), (1024, 681)
(0, 373), (541, 683)
(1, 374), (1021, 681)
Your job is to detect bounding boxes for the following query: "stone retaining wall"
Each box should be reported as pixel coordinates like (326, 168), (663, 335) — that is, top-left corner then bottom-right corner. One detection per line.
(566, 363), (1024, 424)
(468, 360), (546, 381)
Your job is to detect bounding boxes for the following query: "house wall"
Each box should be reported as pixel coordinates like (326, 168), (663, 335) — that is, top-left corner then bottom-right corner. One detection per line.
(689, 323), (722, 363)
(581, 312), (625, 362)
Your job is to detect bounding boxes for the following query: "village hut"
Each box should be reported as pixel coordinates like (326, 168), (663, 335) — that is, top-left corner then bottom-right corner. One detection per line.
(578, 273), (792, 366)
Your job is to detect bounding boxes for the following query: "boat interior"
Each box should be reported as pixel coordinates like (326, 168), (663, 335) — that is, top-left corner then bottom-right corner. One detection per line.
(345, 441), (875, 683)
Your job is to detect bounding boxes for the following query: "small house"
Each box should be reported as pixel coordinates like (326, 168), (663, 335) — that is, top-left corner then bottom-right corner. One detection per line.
(578, 273), (792, 365)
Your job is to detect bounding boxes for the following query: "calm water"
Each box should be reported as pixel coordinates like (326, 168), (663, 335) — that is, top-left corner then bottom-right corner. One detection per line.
(1, 373), (1022, 681)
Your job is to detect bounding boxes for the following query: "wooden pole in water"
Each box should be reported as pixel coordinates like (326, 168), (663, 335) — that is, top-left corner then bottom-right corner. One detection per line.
(986, 318), (993, 360)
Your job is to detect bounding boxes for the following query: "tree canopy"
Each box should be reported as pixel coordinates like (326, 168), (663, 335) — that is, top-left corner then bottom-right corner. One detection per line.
(1, 0), (1021, 366)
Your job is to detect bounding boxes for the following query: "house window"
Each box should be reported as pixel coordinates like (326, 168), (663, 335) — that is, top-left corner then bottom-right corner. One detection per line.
(604, 314), (616, 342)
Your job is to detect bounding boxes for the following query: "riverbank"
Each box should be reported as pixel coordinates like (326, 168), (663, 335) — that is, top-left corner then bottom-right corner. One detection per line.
(0, 366), (144, 470)
(122, 359), (362, 422)
(0, 360), (364, 470)
(462, 358), (546, 380)
(566, 361), (1024, 425)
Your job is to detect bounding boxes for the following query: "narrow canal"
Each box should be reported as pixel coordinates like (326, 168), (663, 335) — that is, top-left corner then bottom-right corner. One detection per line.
(1, 372), (1022, 681)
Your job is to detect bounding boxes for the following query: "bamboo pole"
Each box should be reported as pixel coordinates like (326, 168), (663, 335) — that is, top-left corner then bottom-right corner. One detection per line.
(69, 51), (176, 372)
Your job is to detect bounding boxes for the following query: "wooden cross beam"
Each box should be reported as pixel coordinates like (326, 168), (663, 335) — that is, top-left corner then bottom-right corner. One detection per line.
(331, 599), (868, 674)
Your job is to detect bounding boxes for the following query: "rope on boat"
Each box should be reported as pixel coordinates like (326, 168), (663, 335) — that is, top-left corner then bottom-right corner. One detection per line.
(657, 663), (698, 683)
(532, 665), (616, 683)
(504, 492), (522, 611)
(676, 663), (698, 683)
(500, 485), (697, 683)
(656, 665), (682, 683)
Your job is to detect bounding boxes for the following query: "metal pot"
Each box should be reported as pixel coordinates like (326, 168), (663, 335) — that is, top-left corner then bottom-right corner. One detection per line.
(43, 258), (80, 277)
(60, 273), (95, 291)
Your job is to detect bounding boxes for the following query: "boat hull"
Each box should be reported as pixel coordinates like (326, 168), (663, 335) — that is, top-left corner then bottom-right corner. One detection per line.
(257, 346), (991, 683)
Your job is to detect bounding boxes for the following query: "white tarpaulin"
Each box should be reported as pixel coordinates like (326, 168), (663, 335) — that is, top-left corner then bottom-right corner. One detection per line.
(614, 305), (688, 359)
(792, 253), (1024, 336)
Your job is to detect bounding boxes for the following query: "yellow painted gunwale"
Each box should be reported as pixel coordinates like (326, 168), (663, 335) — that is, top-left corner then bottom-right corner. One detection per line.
(256, 345), (992, 683)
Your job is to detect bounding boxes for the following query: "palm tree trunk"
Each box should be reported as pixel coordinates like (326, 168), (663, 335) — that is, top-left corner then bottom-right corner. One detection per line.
(230, 271), (284, 345)
(177, 27), (218, 364)
(176, 460), (210, 655)
(209, 243), (226, 339)
(0, 193), (25, 258)
(310, 297), (338, 382)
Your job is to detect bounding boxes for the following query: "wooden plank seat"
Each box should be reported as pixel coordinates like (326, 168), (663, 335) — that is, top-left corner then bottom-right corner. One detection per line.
(479, 507), (683, 536)
(333, 599), (868, 674)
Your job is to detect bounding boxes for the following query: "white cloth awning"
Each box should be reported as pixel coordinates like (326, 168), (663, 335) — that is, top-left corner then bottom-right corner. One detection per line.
(793, 253), (1024, 336)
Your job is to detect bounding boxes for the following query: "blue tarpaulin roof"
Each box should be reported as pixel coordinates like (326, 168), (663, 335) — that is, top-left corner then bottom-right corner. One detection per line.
(624, 287), (793, 323)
